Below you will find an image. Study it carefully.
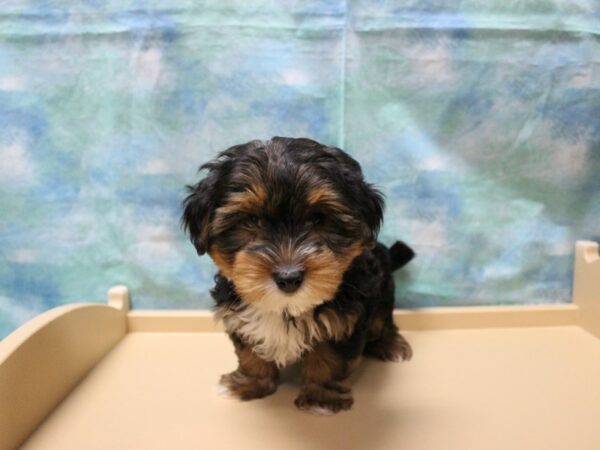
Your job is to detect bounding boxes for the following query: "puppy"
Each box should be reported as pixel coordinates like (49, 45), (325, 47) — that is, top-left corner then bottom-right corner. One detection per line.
(182, 137), (415, 414)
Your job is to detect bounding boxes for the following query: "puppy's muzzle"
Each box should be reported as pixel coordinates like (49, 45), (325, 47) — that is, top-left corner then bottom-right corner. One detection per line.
(273, 267), (305, 293)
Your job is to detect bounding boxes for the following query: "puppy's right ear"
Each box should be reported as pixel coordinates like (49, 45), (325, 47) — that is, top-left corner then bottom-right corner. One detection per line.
(183, 141), (260, 255)
(182, 170), (219, 255)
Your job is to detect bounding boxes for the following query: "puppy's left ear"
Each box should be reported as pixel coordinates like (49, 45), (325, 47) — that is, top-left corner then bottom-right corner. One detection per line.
(322, 144), (384, 247)
(357, 181), (384, 247)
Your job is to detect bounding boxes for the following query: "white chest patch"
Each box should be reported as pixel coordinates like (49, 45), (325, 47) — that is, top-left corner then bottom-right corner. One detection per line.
(220, 305), (324, 368)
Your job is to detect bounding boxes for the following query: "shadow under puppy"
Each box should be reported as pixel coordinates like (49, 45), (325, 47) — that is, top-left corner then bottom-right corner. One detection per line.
(182, 137), (415, 415)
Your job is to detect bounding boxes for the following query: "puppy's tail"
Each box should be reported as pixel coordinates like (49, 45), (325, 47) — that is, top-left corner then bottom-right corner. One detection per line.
(388, 241), (415, 272)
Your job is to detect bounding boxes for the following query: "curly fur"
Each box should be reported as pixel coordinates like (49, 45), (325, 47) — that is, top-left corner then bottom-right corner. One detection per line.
(182, 137), (415, 413)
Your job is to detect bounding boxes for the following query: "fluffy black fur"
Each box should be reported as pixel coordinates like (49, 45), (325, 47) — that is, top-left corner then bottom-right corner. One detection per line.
(182, 137), (384, 257)
(182, 137), (414, 414)
(210, 239), (414, 360)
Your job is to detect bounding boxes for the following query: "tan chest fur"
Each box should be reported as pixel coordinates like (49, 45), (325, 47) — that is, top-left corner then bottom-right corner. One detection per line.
(217, 304), (357, 368)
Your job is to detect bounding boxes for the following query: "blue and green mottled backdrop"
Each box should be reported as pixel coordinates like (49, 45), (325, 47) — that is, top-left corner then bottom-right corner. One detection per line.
(1, 1), (599, 337)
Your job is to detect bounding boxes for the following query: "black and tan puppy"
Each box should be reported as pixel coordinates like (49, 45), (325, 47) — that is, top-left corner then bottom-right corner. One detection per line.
(182, 137), (414, 414)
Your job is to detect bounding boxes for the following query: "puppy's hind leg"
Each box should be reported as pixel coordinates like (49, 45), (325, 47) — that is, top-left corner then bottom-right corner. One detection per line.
(363, 320), (412, 362)
(363, 249), (412, 362)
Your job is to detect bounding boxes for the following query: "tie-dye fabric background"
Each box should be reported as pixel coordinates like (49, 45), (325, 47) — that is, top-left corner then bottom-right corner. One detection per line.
(1, 0), (599, 338)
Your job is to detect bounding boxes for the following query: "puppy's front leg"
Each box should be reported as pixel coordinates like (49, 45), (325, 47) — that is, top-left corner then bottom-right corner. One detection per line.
(295, 342), (359, 415)
(219, 333), (279, 400)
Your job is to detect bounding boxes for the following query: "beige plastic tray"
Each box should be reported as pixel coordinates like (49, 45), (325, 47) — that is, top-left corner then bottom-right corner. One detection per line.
(1, 241), (599, 450)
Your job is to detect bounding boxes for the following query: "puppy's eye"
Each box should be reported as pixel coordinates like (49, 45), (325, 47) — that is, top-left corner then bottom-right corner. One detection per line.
(307, 213), (325, 226)
(246, 214), (261, 226)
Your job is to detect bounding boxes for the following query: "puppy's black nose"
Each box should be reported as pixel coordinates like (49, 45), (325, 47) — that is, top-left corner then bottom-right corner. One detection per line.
(273, 269), (305, 293)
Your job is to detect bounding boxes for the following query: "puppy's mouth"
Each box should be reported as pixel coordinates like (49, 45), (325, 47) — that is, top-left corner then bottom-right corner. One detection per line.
(209, 239), (363, 316)
(232, 254), (325, 316)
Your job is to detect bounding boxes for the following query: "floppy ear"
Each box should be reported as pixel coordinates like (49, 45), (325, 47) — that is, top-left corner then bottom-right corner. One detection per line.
(357, 181), (384, 246)
(320, 144), (385, 246)
(182, 170), (220, 255)
(182, 141), (263, 255)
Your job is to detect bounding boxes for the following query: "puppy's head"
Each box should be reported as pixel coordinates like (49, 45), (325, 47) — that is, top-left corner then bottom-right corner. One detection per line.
(182, 137), (384, 316)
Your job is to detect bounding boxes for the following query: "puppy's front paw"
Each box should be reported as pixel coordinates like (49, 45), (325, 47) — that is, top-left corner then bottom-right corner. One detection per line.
(294, 385), (354, 415)
(219, 370), (277, 401)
